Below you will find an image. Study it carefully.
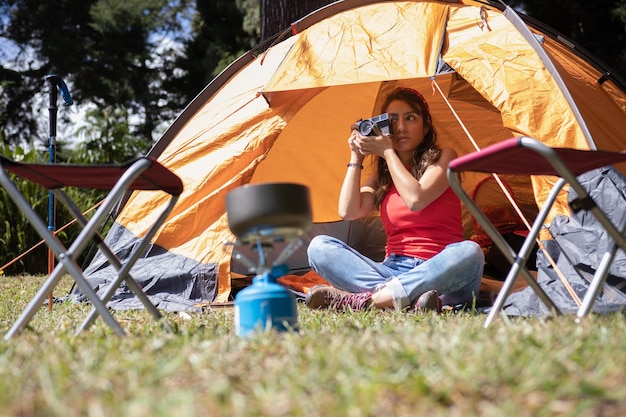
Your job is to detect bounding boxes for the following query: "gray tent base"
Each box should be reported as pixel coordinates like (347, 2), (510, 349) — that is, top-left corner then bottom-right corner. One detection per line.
(501, 167), (626, 317)
(65, 223), (218, 312)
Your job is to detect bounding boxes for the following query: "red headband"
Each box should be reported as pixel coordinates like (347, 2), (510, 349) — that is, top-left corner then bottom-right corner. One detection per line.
(396, 87), (431, 118)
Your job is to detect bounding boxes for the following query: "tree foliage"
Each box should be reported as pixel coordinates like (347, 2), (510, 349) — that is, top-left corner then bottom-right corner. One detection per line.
(0, 0), (194, 149)
(510, 0), (626, 76)
(165, 0), (259, 102)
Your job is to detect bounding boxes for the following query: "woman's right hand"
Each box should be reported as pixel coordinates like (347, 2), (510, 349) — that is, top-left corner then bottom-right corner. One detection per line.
(348, 127), (370, 157)
(348, 129), (360, 154)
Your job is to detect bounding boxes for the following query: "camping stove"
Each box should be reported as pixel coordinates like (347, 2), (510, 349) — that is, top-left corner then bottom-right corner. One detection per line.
(229, 239), (302, 336)
(225, 183), (312, 337)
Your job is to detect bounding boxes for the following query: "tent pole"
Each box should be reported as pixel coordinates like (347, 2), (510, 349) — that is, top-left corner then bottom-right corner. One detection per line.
(502, 6), (596, 149)
(433, 78), (582, 305)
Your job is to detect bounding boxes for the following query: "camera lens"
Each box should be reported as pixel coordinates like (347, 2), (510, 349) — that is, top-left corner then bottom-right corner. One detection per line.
(358, 120), (374, 136)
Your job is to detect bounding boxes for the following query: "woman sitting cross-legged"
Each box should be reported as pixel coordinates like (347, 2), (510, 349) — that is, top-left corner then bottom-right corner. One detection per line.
(306, 87), (484, 312)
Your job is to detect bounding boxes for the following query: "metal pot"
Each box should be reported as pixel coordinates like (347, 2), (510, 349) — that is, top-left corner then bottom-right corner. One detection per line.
(225, 182), (312, 242)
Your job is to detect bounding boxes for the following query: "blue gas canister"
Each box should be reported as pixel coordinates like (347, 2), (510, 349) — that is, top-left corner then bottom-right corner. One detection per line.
(234, 265), (298, 337)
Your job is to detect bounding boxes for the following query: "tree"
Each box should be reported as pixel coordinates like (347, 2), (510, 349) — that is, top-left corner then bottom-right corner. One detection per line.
(0, 0), (193, 149)
(509, 0), (626, 77)
(166, 0), (259, 104)
(73, 106), (149, 164)
(260, 0), (336, 42)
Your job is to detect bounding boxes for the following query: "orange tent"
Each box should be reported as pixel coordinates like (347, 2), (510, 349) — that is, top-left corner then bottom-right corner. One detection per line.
(83, 0), (626, 309)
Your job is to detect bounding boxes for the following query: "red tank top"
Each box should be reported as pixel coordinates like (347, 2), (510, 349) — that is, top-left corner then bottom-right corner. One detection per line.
(380, 185), (463, 260)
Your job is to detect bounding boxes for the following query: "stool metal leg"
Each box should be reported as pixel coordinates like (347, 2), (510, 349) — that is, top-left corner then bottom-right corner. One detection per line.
(576, 211), (626, 318)
(73, 194), (179, 334)
(483, 178), (567, 326)
(5, 253), (126, 339)
(448, 168), (565, 327)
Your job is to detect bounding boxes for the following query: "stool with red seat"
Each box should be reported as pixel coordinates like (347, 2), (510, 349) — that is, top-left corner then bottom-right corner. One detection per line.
(447, 137), (626, 327)
(1, 156), (183, 338)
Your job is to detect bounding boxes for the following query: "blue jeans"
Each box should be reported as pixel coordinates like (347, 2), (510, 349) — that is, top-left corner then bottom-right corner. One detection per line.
(307, 235), (484, 310)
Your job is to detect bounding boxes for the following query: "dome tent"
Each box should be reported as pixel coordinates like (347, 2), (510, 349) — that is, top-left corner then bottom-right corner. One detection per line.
(78, 0), (626, 311)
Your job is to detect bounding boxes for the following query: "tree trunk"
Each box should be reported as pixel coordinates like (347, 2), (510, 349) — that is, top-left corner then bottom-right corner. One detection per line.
(260, 0), (334, 42)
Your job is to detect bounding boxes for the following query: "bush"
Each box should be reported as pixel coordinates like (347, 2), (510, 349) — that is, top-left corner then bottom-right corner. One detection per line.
(0, 143), (106, 275)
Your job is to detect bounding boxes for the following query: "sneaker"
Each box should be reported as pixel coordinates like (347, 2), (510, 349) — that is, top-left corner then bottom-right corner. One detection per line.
(305, 285), (373, 311)
(413, 290), (442, 313)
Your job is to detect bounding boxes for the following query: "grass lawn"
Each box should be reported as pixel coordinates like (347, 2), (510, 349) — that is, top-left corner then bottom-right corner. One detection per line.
(0, 274), (625, 417)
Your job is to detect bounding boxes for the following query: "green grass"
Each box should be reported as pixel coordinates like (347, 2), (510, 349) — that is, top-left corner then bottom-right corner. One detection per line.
(1, 275), (625, 417)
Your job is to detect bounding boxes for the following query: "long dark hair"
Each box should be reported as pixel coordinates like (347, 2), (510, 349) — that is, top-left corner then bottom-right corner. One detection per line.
(372, 88), (441, 208)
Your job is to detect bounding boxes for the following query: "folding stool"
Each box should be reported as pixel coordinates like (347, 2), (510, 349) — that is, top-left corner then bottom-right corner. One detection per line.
(447, 137), (626, 327)
(1, 156), (183, 338)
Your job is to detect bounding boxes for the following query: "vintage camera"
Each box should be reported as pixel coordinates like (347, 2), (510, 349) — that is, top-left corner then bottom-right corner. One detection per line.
(355, 113), (393, 136)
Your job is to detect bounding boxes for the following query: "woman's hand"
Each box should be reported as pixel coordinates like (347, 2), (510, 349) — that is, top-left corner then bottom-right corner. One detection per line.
(341, 126), (377, 221)
(348, 129), (365, 156)
(353, 125), (393, 158)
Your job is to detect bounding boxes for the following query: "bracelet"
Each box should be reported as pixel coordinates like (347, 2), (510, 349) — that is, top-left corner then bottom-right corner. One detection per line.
(347, 163), (364, 169)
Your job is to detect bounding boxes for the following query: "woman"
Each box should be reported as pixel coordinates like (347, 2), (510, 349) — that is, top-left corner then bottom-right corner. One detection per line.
(306, 87), (484, 312)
